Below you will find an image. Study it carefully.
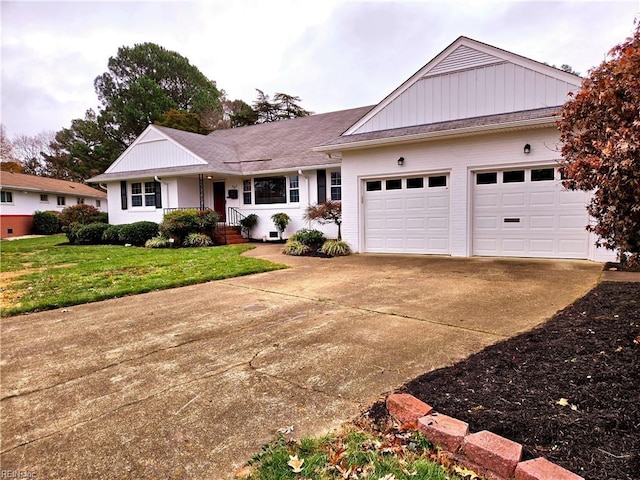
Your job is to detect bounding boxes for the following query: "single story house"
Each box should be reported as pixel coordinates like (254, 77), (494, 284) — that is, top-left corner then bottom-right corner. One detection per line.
(88, 36), (614, 261)
(0, 171), (108, 238)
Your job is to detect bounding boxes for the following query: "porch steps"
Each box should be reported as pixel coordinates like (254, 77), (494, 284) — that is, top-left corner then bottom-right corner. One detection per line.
(214, 225), (248, 245)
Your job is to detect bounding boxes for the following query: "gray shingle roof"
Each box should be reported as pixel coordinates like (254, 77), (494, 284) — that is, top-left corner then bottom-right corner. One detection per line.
(319, 107), (559, 148)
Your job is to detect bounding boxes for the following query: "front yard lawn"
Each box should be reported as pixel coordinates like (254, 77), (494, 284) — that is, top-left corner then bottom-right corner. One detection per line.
(0, 235), (286, 317)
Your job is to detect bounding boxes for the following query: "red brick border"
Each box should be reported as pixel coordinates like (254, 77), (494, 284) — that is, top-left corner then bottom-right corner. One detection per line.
(385, 393), (584, 480)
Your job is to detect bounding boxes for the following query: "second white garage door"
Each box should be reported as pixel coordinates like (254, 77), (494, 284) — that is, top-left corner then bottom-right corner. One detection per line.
(363, 174), (449, 254)
(473, 167), (590, 259)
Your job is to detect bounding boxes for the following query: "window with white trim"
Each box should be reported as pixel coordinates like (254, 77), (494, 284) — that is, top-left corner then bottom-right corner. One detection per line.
(40, 194), (49, 202)
(131, 182), (143, 206)
(96, 199), (101, 208)
(243, 179), (252, 204)
(1, 191), (13, 203)
(144, 182), (156, 206)
(77, 197), (85, 205)
(330, 171), (341, 200)
(289, 175), (299, 203)
(57, 196), (66, 206)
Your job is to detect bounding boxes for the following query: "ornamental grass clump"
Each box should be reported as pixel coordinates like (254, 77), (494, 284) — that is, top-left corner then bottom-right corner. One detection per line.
(144, 236), (172, 248)
(320, 240), (351, 256)
(282, 239), (310, 256)
(182, 233), (214, 247)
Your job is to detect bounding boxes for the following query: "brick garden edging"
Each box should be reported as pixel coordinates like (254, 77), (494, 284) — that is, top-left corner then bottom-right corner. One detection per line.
(386, 393), (584, 480)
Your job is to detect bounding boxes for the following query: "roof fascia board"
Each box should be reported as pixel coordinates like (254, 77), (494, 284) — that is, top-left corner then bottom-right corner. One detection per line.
(315, 116), (556, 153)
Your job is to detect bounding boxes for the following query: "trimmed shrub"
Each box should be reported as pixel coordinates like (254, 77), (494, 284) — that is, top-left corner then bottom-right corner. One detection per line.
(290, 229), (326, 249)
(63, 223), (81, 244)
(145, 236), (172, 249)
(32, 211), (62, 235)
(102, 224), (125, 244)
(182, 233), (214, 247)
(59, 204), (105, 226)
(118, 221), (159, 246)
(282, 239), (310, 256)
(271, 212), (291, 240)
(197, 209), (220, 236)
(320, 240), (352, 256)
(75, 223), (110, 244)
(160, 209), (200, 244)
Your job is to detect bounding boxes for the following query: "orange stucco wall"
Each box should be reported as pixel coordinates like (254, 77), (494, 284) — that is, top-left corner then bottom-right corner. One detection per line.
(0, 215), (33, 238)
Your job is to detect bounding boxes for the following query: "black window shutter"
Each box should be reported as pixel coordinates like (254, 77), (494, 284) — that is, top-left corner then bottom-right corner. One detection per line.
(317, 169), (326, 203)
(120, 181), (128, 210)
(154, 181), (162, 208)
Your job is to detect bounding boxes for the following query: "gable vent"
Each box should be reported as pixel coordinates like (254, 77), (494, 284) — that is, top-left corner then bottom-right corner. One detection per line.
(426, 45), (504, 77)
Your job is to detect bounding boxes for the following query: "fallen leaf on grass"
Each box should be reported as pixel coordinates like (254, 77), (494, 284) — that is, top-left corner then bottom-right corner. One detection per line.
(453, 465), (481, 478)
(556, 398), (569, 406)
(287, 455), (304, 473)
(233, 465), (254, 478)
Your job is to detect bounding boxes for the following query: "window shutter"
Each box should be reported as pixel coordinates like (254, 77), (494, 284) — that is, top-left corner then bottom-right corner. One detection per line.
(317, 169), (326, 203)
(154, 181), (162, 208)
(120, 181), (128, 210)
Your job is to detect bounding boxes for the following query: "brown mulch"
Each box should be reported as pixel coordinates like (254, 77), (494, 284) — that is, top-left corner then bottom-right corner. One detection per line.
(367, 281), (640, 480)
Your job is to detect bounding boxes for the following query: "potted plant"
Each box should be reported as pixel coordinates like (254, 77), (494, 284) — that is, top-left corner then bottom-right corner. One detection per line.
(270, 212), (291, 241)
(239, 213), (258, 239)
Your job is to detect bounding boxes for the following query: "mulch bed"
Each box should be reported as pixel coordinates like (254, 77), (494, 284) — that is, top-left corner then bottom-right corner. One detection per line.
(367, 281), (640, 480)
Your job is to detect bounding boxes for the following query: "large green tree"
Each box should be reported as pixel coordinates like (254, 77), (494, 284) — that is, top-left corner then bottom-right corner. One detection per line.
(42, 110), (122, 182)
(252, 89), (312, 124)
(94, 42), (223, 145)
(557, 23), (640, 264)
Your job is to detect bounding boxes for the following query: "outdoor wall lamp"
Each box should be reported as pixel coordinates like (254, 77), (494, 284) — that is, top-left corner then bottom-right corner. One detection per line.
(397, 156), (405, 166)
(523, 144), (531, 154)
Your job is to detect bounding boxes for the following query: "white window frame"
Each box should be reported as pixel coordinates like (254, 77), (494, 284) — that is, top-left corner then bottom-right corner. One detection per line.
(1, 191), (14, 204)
(330, 171), (341, 201)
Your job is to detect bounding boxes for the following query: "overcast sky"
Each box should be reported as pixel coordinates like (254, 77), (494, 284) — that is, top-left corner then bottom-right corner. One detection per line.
(1, 0), (638, 137)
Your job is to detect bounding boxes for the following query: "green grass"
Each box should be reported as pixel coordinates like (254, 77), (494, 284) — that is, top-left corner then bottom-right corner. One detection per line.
(240, 429), (460, 479)
(0, 235), (287, 316)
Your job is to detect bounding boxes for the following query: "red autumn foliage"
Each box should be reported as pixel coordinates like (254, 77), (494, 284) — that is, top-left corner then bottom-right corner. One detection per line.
(557, 23), (640, 263)
(304, 200), (342, 240)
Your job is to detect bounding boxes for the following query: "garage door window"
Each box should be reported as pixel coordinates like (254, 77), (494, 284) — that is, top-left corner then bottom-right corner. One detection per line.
(386, 179), (402, 190)
(428, 175), (447, 187)
(406, 177), (424, 189)
(477, 172), (497, 184)
(366, 181), (382, 191)
(503, 170), (525, 183)
(531, 168), (555, 182)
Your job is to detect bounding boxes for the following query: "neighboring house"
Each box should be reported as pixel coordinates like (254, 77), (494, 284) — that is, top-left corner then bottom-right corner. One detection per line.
(89, 36), (615, 261)
(0, 172), (108, 238)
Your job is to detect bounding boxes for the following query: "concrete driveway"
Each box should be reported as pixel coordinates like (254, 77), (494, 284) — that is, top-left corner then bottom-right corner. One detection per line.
(0, 245), (601, 479)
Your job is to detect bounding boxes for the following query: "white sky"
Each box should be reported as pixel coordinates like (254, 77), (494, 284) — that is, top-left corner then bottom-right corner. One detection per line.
(1, 0), (639, 137)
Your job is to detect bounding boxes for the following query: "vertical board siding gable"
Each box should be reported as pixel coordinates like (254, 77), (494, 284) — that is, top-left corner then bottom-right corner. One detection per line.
(353, 63), (577, 134)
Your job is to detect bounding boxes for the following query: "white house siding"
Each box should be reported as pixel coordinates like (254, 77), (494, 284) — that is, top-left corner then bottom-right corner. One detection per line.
(353, 63), (578, 134)
(341, 127), (615, 261)
(106, 137), (206, 174)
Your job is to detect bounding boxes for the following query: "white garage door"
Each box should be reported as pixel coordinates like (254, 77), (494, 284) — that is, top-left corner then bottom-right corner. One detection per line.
(473, 167), (590, 259)
(363, 175), (449, 254)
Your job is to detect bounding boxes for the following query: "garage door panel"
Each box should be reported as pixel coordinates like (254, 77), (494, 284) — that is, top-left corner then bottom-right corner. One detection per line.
(364, 175), (449, 254)
(473, 168), (588, 259)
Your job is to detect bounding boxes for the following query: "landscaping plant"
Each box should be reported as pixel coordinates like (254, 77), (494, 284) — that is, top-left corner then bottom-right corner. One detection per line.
(74, 223), (110, 244)
(32, 211), (62, 235)
(144, 236), (172, 248)
(239, 213), (258, 239)
(282, 239), (310, 256)
(290, 228), (326, 250)
(304, 200), (343, 240)
(102, 224), (125, 244)
(320, 239), (351, 256)
(182, 233), (214, 247)
(270, 212), (291, 240)
(59, 204), (107, 226)
(118, 221), (160, 246)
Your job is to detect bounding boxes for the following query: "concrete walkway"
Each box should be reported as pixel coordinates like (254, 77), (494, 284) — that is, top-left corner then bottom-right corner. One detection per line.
(0, 245), (602, 479)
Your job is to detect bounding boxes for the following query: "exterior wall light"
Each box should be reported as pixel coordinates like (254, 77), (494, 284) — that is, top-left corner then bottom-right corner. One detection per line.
(397, 156), (405, 166)
(523, 144), (531, 154)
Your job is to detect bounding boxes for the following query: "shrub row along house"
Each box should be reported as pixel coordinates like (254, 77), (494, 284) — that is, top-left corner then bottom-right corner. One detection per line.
(0, 171), (107, 238)
(88, 37), (615, 261)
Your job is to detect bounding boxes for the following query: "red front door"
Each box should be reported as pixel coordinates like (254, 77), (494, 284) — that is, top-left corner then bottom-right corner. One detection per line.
(213, 182), (226, 221)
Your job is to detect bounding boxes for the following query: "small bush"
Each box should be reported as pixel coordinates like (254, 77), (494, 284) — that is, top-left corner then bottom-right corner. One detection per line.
(183, 233), (214, 247)
(118, 221), (159, 246)
(102, 224), (124, 244)
(145, 236), (172, 249)
(160, 209), (201, 243)
(320, 240), (351, 256)
(197, 209), (220, 236)
(75, 223), (110, 244)
(32, 211), (62, 235)
(240, 213), (258, 238)
(63, 223), (81, 244)
(59, 204), (105, 226)
(290, 228), (326, 249)
(282, 239), (310, 256)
